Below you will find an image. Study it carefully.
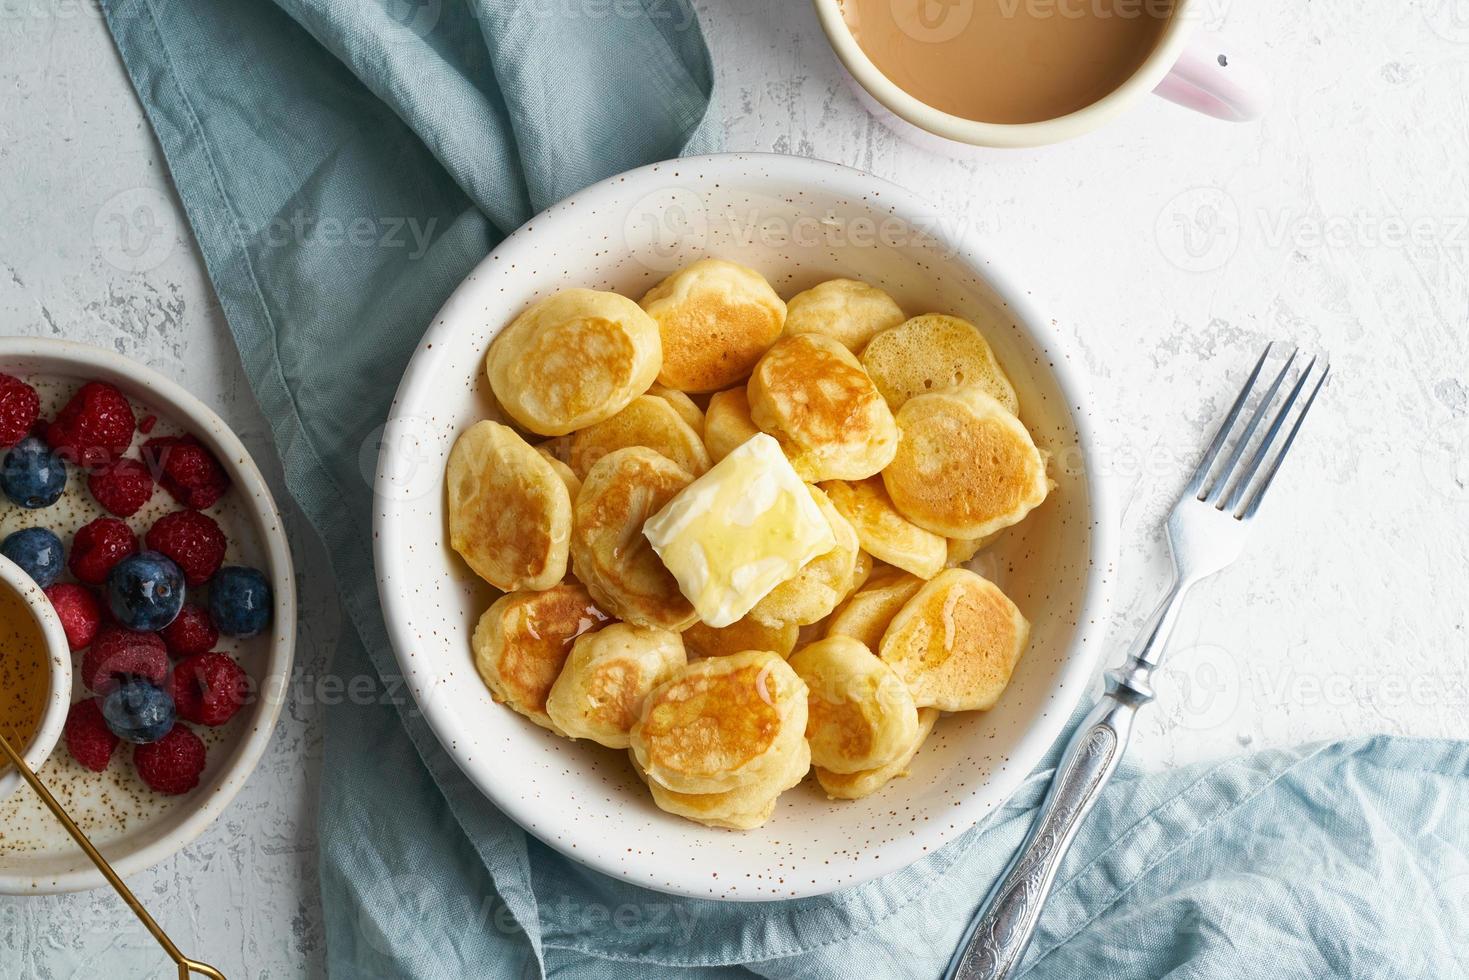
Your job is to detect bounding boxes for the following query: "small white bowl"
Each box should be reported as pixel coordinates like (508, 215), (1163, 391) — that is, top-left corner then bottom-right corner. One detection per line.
(375, 153), (1115, 900)
(0, 554), (73, 805)
(0, 339), (296, 894)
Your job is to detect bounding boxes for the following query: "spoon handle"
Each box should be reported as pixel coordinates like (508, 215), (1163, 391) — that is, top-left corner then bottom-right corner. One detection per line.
(0, 729), (227, 979)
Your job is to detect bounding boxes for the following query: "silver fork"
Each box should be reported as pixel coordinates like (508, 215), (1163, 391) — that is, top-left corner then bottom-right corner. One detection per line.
(944, 344), (1331, 980)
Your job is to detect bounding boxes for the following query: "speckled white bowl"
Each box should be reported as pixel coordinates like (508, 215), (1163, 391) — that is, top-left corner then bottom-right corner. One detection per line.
(0, 339), (296, 894)
(375, 153), (1114, 901)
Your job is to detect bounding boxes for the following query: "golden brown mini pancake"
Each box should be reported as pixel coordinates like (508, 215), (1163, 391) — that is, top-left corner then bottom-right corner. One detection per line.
(702, 386), (762, 463)
(639, 258), (786, 393)
(487, 288), (662, 435)
(536, 444), (583, 502)
(649, 384), (706, 432)
(860, 313), (1019, 414)
(748, 485), (860, 627)
(639, 738), (811, 830)
(570, 447), (698, 631)
(748, 333), (898, 481)
(630, 650), (808, 796)
(546, 623), (686, 748)
(472, 583), (610, 732)
(447, 420), (571, 592)
(816, 708), (940, 800)
(879, 568), (1029, 711)
(822, 477), (947, 580)
(825, 568), (925, 651)
(782, 278), (905, 351)
(568, 395), (712, 479)
(683, 614), (800, 660)
(789, 636), (919, 773)
(882, 386), (1051, 539)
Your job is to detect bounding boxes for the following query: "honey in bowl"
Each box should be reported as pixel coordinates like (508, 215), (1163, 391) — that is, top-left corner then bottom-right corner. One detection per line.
(840, 0), (1176, 125)
(0, 585), (49, 764)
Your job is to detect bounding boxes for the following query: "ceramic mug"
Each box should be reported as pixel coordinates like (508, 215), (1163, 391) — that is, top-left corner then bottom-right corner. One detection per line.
(812, 0), (1270, 151)
(0, 554), (73, 804)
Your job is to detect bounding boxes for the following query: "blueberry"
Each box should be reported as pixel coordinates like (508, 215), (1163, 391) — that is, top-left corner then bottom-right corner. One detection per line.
(209, 566), (272, 637)
(0, 527), (64, 587)
(101, 678), (176, 744)
(106, 550), (185, 631)
(1, 437), (66, 509)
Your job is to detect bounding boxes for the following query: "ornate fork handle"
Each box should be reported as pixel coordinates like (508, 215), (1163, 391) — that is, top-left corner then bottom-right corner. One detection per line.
(944, 581), (1182, 980)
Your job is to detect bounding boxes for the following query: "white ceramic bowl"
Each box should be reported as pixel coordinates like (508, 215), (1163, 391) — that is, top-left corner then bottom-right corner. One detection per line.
(0, 339), (296, 894)
(0, 554), (73, 805)
(375, 153), (1114, 900)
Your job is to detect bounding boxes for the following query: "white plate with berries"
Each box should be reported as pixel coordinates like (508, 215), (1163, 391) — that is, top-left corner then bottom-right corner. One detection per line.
(0, 339), (295, 894)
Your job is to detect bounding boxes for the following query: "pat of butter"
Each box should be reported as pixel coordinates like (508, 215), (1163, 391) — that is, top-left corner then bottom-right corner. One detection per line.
(643, 433), (836, 628)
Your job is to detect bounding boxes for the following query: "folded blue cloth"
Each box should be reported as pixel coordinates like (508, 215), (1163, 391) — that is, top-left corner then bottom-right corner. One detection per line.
(100, 1), (1469, 977)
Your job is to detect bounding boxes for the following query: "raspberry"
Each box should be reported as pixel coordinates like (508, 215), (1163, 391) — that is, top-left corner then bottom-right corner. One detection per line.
(173, 653), (249, 726)
(0, 374), (40, 447)
(69, 517), (138, 585)
(145, 510), (225, 586)
(133, 724), (206, 795)
(81, 625), (168, 694)
(44, 583), (102, 650)
(87, 458), (155, 517)
(160, 605), (218, 658)
(64, 698), (119, 772)
(141, 436), (229, 510)
(46, 381), (135, 468)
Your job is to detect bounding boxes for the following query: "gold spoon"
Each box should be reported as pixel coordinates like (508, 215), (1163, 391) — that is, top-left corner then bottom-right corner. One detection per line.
(0, 730), (227, 979)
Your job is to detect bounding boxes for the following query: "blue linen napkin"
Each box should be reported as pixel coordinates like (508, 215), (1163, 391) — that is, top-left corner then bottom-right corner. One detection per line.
(98, 2), (1469, 977)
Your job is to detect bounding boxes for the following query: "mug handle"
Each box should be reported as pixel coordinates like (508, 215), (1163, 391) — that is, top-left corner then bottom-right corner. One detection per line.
(1154, 33), (1271, 122)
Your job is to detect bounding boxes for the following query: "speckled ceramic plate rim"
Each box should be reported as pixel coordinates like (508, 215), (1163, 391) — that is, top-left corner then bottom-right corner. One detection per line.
(374, 152), (1117, 900)
(0, 338), (297, 894)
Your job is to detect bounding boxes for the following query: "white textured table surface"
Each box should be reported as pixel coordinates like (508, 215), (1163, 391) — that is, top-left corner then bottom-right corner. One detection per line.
(2, 1), (1466, 977)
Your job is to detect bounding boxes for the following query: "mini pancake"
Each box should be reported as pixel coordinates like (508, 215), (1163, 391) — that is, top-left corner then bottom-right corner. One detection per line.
(630, 650), (808, 796)
(789, 636), (919, 774)
(639, 258), (786, 393)
(447, 420), (571, 592)
(860, 313), (1019, 415)
(487, 288), (661, 436)
(640, 739), (811, 830)
(703, 386), (762, 462)
(848, 549), (876, 596)
(879, 568), (1030, 711)
(546, 623), (687, 748)
(825, 568), (925, 651)
(816, 707), (940, 800)
(536, 444), (582, 502)
(947, 531), (1001, 567)
(882, 386), (1051, 539)
(568, 394), (712, 479)
(782, 278), (905, 352)
(822, 477), (947, 580)
(748, 333), (898, 481)
(571, 447), (698, 631)
(472, 583), (610, 732)
(683, 614), (799, 660)
(649, 384), (706, 433)
(748, 485), (860, 628)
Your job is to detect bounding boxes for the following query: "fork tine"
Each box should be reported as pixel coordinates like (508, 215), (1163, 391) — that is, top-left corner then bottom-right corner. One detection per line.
(1205, 348), (1299, 504)
(1223, 354), (1317, 512)
(1186, 343), (1275, 498)
(1237, 360), (1330, 518)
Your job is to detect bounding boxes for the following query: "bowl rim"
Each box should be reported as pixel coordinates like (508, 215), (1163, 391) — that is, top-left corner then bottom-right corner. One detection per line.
(0, 553), (74, 806)
(0, 338), (297, 894)
(374, 151), (1117, 899)
(810, 0), (1199, 148)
